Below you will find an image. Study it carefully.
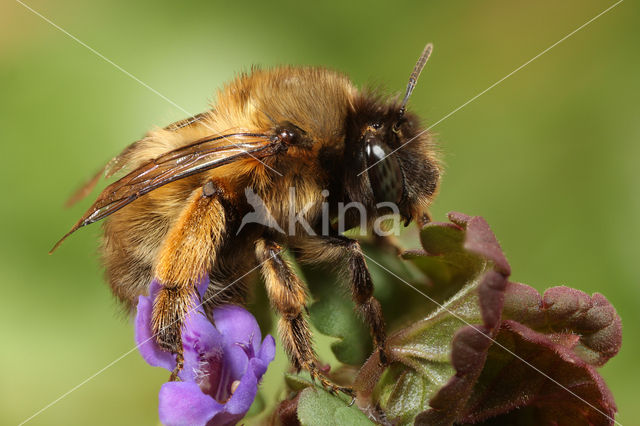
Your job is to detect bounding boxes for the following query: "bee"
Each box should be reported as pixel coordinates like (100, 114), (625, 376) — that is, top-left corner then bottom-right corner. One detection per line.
(52, 44), (440, 395)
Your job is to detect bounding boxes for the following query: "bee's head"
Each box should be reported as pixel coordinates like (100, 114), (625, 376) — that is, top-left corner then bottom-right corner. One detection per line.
(342, 44), (440, 227)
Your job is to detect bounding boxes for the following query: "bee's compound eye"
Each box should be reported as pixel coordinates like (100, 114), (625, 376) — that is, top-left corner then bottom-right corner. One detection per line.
(365, 139), (404, 204)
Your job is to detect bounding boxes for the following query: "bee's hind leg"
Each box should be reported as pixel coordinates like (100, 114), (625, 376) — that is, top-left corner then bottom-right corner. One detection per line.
(152, 184), (227, 380)
(255, 239), (354, 398)
(152, 285), (191, 380)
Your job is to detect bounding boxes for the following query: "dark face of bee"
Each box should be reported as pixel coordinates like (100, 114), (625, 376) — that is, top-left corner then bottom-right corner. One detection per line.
(342, 95), (440, 223)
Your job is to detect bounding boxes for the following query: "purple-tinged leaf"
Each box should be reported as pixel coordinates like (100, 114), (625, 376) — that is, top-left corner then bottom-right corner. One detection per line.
(503, 284), (622, 366)
(355, 212), (621, 426)
(457, 320), (617, 425)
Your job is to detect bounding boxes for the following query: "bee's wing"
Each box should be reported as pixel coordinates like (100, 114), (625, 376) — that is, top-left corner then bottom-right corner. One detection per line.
(52, 132), (278, 252)
(65, 113), (210, 208)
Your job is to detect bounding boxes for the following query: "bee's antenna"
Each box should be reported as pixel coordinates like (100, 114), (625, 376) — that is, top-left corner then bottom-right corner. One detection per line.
(397, 43), (433, 122)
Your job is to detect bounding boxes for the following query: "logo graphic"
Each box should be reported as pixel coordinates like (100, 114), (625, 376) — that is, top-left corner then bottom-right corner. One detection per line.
(236, 187), (402, 237)
(236, 187), (285, 235)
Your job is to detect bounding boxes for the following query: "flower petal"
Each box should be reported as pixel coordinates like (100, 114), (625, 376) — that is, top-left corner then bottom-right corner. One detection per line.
(221, 344), (249, 386)
(207, 339), (275, 424)
(213, 305), (262, 380)
(135, 280), (175, 371)
(220, 360), (259, 416)
(258, 335), (276, 364)
(159, 381), (223, 426)
(248, 357), (268, 386)
(252, 335), (276, 379)
(195, 274), (209, 299)
(180, 310), (224, 382)
(213, 305), (262, 350)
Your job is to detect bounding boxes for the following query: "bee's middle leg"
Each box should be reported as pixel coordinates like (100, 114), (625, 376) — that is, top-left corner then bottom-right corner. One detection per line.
(255, 239), (353, 396)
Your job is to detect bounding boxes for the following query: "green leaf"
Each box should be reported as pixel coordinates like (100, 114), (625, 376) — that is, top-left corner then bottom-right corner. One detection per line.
(308, 293), (372, 365)
(404, 220), (486, 308)
(360, 241), (434, 323)
(304, 266), (372, 365)
(374, 365), (443, 425)
(368, 272), (506, 425)
(352, 214), (509, 425)
(297, 387), (373, 426)
(284, 372), (315, 392)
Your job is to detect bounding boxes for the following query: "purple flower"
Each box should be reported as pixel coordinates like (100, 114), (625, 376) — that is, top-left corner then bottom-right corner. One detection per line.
(135, 278), (275, 426)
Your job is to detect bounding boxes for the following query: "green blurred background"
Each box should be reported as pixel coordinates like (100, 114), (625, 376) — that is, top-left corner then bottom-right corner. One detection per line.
(2, 0), (638, 424)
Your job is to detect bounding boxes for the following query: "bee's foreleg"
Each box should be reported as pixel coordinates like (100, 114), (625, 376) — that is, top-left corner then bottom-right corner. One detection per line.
(152, 184), (226, 379)
(298, 236), (388, 366)
(255, 239), (353, 396)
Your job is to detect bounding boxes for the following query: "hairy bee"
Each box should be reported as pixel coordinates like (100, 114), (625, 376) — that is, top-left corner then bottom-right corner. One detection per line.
(53, 44), (440, 394)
